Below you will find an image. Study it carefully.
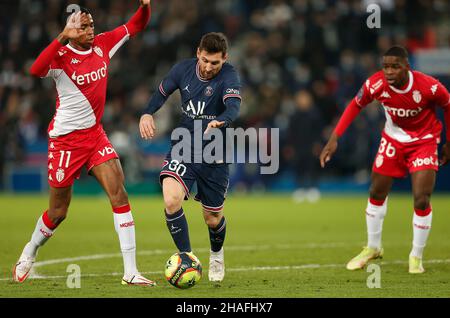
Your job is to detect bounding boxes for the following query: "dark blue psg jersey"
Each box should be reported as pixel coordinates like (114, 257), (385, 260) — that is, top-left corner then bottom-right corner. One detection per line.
(145, 58), (242, 161)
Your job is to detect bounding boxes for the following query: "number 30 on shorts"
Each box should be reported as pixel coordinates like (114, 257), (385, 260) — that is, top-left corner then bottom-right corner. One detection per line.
(378, 138), (396, 158)
(164, 159), (187, 177)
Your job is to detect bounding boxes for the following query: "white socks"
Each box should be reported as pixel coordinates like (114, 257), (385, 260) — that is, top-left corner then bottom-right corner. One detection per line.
(410, 207), (432, 259)
(365, 198), (432, 259)
(23, 211), (56, 258)
(365, 198), (388, 250)
(113, 205), (138, 277)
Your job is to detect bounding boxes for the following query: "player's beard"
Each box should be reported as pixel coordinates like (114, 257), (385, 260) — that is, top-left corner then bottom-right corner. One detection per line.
(201, 69), (216, 80)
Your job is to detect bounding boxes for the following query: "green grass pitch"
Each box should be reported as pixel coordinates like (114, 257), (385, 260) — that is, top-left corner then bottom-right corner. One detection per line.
(0, 193), (449, 298)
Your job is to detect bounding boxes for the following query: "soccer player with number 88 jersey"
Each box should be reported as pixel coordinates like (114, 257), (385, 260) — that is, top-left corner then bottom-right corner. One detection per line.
(320, 46), (450, 273)
(13, 1), (156, 286)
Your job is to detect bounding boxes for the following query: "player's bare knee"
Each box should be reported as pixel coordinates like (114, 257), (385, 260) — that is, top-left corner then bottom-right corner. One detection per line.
(162, 178), (185, 213)
(413, 194), (431, 210)
(204, 212), (222, 228)
(163, 194), (184, 214)
(369, 188), (388, 201)
(108, 185), (129, 207)
(47, 207), (68, 225)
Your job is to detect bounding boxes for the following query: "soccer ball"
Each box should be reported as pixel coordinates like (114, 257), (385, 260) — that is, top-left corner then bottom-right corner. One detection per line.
(164, 252), (202, 289)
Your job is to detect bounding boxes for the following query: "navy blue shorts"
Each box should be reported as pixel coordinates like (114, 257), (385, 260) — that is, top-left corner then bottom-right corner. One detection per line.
(160, 155), (229, 212)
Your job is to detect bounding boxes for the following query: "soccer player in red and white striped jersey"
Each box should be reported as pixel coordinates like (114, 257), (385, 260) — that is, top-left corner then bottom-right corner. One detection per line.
(13, 0), (155, 286)
(320, 46), (450, 274)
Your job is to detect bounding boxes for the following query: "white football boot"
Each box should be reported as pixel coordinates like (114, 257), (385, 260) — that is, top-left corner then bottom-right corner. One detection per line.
(209, 247), (225, 282)
(13, 254), (35, 283)
(121, 273), (156, 286)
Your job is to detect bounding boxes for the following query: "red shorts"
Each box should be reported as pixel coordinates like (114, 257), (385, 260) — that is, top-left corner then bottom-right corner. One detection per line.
(47, 125), (119, 188)
(372, 132), (439, 178)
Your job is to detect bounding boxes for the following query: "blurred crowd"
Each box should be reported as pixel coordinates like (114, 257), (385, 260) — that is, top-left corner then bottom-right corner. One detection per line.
(1, 0), (450, 191)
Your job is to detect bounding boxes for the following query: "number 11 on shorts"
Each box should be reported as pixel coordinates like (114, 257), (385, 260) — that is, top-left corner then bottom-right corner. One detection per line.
(59, 150), (72, 168)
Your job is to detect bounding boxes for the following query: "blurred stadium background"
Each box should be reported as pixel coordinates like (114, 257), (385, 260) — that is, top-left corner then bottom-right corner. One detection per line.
(1, 0), (450, 197)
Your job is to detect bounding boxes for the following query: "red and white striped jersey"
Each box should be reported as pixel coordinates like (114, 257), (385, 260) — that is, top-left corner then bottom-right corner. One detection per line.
(44, 25), (130, 137)
(355, 70), (450, 143)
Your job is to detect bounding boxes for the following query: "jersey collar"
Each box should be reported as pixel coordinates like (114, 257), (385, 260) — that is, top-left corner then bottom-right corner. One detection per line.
(66, 43), (92, 55)
(389, 70), (413, 94)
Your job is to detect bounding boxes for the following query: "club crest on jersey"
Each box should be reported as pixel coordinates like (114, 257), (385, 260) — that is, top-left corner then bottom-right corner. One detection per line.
(93, 46), (103, 57)
(56, 168), (65, 183)
(204, 86), (214, 97)
(412, 90), (422, 103)
(375, 154), (384, 168)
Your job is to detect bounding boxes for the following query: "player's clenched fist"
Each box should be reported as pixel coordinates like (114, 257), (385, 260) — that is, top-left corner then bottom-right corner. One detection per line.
(319, 133), (338, 168)
(139, 114), (156, 140)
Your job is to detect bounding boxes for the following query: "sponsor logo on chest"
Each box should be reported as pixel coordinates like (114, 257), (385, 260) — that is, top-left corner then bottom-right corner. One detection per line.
(71, 61), (108, 85)
(384, 105), (423, 118)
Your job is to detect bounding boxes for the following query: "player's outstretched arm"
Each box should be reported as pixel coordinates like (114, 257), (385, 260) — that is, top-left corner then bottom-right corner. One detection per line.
(440, 105), (450, 166)
(433, 81), (450, 166)
(319, 99), (362, 168)
(319, 132), (339, 168)
(139, 63), (181, 140)
(125, 0), (151, 37)
(29, 12), (90, 77)
(440, 142), (450, 166)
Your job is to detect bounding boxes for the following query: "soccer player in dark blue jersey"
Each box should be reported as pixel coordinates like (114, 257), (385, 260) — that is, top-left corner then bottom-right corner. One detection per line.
(139, 32), (242, 282)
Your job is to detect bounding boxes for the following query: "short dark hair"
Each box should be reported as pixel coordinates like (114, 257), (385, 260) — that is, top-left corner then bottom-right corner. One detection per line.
(383, 45), (409, 59)
(198, 32), (228, 56)
(62, 6), (92, 27)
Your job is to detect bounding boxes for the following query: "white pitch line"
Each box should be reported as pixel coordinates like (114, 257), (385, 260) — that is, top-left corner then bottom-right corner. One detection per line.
(32, 242), (351, 268)
(2, 259), (450, 282)
(19, 243), (352, 280)
(228, 259), (450, 272)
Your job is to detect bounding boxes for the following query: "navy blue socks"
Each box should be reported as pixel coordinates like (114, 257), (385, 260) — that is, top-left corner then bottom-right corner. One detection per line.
(165, 208), (191, 253)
